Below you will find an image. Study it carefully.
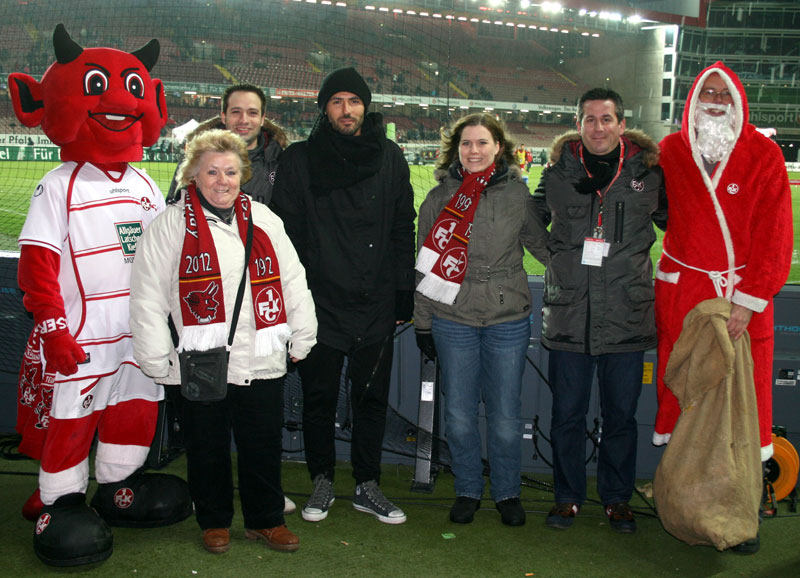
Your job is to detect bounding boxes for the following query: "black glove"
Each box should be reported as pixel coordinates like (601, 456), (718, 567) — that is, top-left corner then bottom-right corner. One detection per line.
(395, 290), (414, 323)
(415, 330), (437, 361)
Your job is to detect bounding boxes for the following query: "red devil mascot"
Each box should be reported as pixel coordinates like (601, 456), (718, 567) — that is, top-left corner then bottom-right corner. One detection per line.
(9, 24), (191, 567)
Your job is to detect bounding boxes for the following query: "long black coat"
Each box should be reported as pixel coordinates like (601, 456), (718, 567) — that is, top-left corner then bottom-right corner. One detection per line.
(270, 138), (416, 351)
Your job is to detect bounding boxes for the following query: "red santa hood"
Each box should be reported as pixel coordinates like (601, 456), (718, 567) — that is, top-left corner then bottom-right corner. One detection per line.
(681, 61), (749, 155)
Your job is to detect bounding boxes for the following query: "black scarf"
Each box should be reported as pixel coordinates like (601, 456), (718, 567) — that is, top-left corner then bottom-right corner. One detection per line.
(307, 112), (385, 192)
(575, 143), (621, 195)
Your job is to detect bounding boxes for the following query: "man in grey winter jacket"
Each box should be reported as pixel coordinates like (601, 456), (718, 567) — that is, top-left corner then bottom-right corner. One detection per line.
(167, 84), (287, 206)
(531, 87), (666, 535)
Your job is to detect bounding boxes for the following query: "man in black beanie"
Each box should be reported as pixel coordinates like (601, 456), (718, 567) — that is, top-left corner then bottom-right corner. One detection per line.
(270, 67), (415, 525)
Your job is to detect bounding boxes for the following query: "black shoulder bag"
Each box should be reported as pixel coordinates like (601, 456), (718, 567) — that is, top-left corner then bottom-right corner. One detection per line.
(179, 216), (253, 402)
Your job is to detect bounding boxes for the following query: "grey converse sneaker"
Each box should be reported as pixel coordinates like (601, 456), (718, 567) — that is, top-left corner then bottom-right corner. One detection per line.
(302, 475), (335, 522)
(352, 480), (407, 524)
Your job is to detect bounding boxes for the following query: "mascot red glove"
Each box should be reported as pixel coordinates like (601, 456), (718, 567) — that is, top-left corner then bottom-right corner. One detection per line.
(10, 24), (191, 568)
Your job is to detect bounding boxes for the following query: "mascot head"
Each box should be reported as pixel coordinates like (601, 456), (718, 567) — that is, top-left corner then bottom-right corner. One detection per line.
(8, 24), (167, 163)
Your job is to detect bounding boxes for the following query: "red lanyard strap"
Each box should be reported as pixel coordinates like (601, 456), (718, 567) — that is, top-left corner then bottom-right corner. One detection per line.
(579, 139), (625, 231)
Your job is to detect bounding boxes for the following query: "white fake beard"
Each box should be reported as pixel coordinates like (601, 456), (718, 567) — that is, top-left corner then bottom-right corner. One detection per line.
(694, 103), (736, 164)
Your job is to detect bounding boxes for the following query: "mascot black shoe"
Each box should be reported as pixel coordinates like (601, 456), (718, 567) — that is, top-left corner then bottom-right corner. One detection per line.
(91, 472), (192, 528)
(34, 493), (113, 567)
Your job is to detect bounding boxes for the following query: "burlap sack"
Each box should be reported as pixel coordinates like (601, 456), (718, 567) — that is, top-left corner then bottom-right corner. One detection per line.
(653, 298), (761, 550)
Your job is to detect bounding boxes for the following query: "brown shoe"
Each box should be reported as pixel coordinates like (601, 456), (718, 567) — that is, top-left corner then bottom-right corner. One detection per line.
(202, 528), (230, 554)
(245, 525), (300, 552)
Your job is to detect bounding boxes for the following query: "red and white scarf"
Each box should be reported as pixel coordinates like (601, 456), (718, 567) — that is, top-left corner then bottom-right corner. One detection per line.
(416, 163), (495, 304)
(179, 184), (290, 356)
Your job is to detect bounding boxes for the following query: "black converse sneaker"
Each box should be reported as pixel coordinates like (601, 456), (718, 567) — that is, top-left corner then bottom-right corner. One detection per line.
(352, 480), (407, 524)
(302, 474), (335, 522)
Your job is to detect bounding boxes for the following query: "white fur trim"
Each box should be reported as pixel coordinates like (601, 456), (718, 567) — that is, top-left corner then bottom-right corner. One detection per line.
(731, 289), (767, 314)
(177, 322), (226, 353)
(655, 261), (679, 284)
(254, 323), (291, 357)
(416, 272), (461, 305)
(95, 442), (150, 484)
(415, 245), (440, 275)
(652, 431), (671, 446)
(39, 458), (90, 505)
(761, 443), (773, 462)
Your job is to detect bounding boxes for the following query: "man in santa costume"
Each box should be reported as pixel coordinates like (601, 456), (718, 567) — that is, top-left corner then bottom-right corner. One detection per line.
(654, 62), (793, 550)
(10, 24), (191, 566)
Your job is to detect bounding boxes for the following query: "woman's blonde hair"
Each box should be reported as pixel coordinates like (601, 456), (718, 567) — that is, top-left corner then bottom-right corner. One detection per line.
(176, 129), (252, 188)
(436, 113), (515, 172)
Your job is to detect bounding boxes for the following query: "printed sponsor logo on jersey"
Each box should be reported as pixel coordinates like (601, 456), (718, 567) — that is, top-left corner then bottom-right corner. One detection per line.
(140, 196), (153, 211)
(115, 221), (144, 256)
(726, 183), (740, 195)
(630, 179), (644, 192)
(34, 184), (44, 197)
(82, 395), (93, 409)
(109, 187), (130, 195)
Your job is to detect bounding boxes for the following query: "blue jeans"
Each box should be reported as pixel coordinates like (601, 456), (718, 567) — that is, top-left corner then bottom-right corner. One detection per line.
(433, 316), (530, 502)
(548, 349), (644, 506)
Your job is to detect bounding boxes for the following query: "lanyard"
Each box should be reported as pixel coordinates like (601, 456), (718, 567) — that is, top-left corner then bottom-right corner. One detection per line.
(579, 139), (625, 237)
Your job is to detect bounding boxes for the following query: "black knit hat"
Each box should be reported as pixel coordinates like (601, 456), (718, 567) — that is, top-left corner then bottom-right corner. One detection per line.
(317, 67), (372, 110)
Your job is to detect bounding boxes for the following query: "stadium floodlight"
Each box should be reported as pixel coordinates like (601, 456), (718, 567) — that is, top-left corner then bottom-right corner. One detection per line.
(542, 2), (561, 14)
(393, 8), (402, 13)
(628, 15), (642, 24)
(433, 13), (442, 18)
(488, 0), (504, 7)
(471, 18), (479, 22)
(365, 5), (375, 10)
(335, 2), (346, 6)
(520, 0), (530, 9)
(550, 27), (559, 32)
(321, 0), (332, 4)
(379, 7), (389, 12)
(420, 12), (429, 16)
(407, 10), (416, 15)
(561, 29), (569, 33)
(494, 20), (503, 25)
(458, 16), (467, 21)
(184, 91), (197, 95)
(579, 8), (586, 16)
(592, 33), (600, 37)
(581, 32), (590, 36)
(270, 95), (282, 99)
(506, 22), (515, 27)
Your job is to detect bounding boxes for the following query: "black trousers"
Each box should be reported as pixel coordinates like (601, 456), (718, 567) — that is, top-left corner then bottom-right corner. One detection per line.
(181, 378), (285, 530)
(297, 337), (394, 485)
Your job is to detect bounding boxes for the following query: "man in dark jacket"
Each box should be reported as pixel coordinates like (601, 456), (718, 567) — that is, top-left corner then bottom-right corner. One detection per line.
(270, 68), (416, 525)
(166, 84), (287, 206)
(531, 88), (666, 534)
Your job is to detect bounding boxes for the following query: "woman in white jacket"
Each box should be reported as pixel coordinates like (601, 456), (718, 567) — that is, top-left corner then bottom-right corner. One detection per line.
(130, 130), (316, 555)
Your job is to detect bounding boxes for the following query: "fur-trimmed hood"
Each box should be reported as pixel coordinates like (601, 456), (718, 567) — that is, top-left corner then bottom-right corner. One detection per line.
(547, 129), (660, 169)
(186, 114), (289, 149)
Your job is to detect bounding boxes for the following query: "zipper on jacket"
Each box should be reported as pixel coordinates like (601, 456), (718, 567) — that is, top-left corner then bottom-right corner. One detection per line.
(498, 285), (504, 304)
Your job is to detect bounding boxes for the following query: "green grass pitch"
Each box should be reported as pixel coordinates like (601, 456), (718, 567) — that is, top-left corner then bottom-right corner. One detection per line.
(1, 160), (799, 283)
